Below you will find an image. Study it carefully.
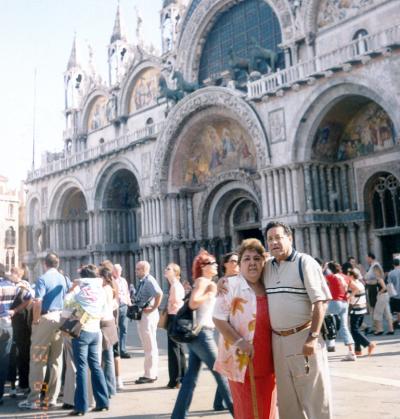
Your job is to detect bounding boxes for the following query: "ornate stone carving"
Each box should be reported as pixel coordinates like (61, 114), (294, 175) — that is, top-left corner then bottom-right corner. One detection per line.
(151, 87), (270, 193)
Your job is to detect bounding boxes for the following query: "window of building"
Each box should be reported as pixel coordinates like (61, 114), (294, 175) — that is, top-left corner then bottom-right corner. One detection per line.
(8, 204), (14, 218)
(5, 226), (16, 247)
(353, 29), (369, 55)
(371, 174), (400, 229)
(198, 0), (283, 83)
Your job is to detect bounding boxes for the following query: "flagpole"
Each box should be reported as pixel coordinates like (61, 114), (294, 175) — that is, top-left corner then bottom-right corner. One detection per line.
(32, 68), (37, 171)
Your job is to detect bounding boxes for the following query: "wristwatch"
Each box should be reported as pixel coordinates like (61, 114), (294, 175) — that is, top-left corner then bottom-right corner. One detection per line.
(309, 331), (319, 338)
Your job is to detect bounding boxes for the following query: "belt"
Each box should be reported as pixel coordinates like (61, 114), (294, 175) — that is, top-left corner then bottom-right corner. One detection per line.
(272, 321), (311, 337)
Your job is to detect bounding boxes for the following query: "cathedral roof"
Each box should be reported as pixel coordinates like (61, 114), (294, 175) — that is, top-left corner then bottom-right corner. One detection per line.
(110, 4), (127, 44)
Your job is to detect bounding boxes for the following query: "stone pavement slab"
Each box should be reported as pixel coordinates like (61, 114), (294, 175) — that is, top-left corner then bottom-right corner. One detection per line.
(0, 322), (399, 419)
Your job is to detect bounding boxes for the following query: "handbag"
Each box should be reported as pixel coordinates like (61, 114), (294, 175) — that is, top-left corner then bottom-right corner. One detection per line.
(60, 309), (85, 339)
(169, 295), (202, 343)
(127, 298), (152, 321)
(157, 309), (168, 329)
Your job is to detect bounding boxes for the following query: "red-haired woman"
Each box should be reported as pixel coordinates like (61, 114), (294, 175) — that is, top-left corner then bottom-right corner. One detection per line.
(171, 250), (233, 419)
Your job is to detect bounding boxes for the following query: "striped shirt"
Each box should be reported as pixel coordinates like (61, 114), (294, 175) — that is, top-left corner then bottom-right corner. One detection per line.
(0, 278), (22, 318)
(263, 249), (331, 331)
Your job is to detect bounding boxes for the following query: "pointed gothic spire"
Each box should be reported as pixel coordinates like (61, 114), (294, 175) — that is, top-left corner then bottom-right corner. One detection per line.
(67, 33), (78, 70)
(110, 3), (126, 44)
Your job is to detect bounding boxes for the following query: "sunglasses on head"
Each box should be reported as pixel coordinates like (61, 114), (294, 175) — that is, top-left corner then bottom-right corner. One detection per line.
(203, 260), (217, 266)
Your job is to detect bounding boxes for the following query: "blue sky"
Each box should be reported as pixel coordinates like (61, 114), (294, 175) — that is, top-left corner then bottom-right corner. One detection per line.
(0, 0), (160, 187)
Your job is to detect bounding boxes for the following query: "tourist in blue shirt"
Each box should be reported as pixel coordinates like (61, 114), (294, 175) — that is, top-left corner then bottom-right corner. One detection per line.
(19, 252), (71, 410)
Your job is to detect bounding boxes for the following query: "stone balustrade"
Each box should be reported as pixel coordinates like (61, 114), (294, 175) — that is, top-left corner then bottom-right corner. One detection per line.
(27, 121), (165, 181)
(248, 23), (400, 99)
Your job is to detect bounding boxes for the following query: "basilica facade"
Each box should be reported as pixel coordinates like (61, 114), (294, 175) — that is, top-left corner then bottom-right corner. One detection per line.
(24, 0), (400, 285)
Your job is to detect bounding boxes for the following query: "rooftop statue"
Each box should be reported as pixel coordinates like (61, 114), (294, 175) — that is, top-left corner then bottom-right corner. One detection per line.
(228, 48), (250, 82)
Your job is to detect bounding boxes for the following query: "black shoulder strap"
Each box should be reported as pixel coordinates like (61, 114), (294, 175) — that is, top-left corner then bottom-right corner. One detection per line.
(298, 254), (304, 285)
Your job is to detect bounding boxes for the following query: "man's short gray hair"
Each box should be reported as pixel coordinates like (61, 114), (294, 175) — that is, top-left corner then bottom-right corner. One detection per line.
(137, 260), (151, 274)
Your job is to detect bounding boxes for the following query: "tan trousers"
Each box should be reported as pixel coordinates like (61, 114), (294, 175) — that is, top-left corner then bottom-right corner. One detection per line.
(272, 327), (332, 419)
(27, 311), (63, 405)
(137, 310), (159, 379)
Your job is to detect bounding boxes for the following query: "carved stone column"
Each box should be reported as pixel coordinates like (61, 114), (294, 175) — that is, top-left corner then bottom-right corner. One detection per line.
(170, 194), (178, 239)
(334, 166), (342, 211)
(358, 222), (369, 261)
(155, 198), (161, 235)
(294, 226), (304, 252)
(348, 164), (357, 211)
(291, 165), (301, 213)
(179, 195), (187, 239)
(160, 196), (166, 235)
(187, 195), (194, 240)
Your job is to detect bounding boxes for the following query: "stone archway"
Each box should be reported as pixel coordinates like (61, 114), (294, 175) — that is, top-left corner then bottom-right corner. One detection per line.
(152, 86), (270, 193)
(177, 0), (295, 81)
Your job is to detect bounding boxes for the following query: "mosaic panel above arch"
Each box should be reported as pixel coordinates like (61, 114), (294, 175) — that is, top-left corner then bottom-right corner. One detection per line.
(62, 190), (88, 220)
(317, 0), (382, 30)
(312, 101), (397, 162)
(171, 117), (257, 188)
(87, 96), (108, 131)
(129, 68), (160, 113)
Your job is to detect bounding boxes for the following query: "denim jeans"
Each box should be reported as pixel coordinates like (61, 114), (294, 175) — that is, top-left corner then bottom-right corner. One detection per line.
(118, 304), (128, 353)
(0, 321), (13, 399)
(350, 314), (370, 352)
(102, 346), (116, 396)
(171, 329), (233, 419)
(328, 300), (354, 345)
(72, 330), (109, 413)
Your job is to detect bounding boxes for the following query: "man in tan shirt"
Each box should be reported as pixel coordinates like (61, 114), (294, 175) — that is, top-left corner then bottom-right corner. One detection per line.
(264, 221), (332, 419)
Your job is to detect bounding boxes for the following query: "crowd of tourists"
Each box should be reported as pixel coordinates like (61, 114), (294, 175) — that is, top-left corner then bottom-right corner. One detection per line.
(0, 221), (399, 418)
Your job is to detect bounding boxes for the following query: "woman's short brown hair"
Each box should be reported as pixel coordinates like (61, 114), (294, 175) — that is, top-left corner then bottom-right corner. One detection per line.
(237, 238), (265, 263)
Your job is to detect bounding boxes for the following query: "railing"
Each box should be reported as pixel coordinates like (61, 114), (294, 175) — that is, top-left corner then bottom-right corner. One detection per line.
(27, 121), (165, 181)
(248, 23), (400, 99)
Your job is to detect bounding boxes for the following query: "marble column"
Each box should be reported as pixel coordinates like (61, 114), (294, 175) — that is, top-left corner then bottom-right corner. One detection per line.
(155, 198), (161, 235)
(266, 171), (275, 216)
(303, 164), (313, 212)
(140, 200), (146, 236)
(329, 225), (340, 262)
(187, 195), (194, 240)
(341, 165), (350, 211)
(326, 166), (335, 212)
(348, 223), (358, 260)
(170, 194), (178, 238)
(294, 226), (304, 252)
(320, 225), (330, 261)
(160, 196), (166, 235)
(319, 165), (328, 212)
(273, 170), (281, 215)
(311, 164), (321, 211)
(291, 165), (301, 213)
(285, 168), (294, 214)
(358, 222), (369, 260)
(261, 171), (268, 219)
(309, 225), (319, 258)
(348, 164), (357, 211)
(339, 225), (347, 262)
(279, 168), (287, 214)
(334, 166), (342, 211)
(179, 195), (187, 239)
(155, 246), (161, 282)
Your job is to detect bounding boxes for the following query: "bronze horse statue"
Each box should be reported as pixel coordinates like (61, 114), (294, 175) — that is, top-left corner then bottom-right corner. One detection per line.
(228, 48), (250, 81)
(157, 74), (184, 105)
(172, 70), (200, 94)
(250, 37), (278, 73)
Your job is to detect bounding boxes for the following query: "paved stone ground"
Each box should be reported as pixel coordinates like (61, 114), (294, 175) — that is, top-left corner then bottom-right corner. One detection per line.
(1, 320), (399, 419)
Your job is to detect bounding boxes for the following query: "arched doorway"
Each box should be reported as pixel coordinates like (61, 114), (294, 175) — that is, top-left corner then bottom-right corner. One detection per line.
(366, 172), (400, 270)
(99, 168), (141, 274)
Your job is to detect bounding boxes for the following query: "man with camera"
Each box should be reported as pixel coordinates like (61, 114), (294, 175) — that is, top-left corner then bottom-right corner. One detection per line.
(133, 260), (163, 384)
